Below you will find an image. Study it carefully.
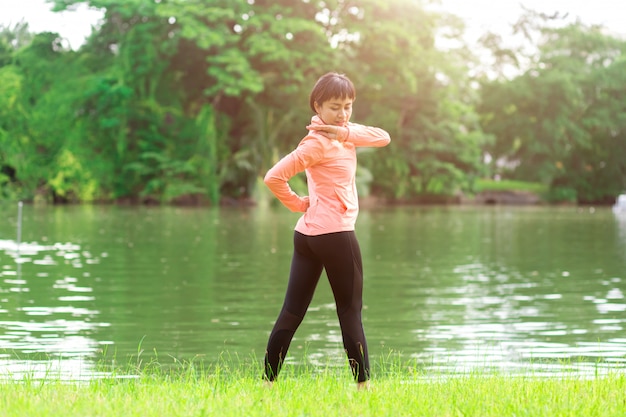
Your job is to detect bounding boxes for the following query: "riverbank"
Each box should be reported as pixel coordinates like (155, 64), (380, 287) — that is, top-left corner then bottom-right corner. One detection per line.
(6, 177), (621, 207)
(2, 360), (625, 417)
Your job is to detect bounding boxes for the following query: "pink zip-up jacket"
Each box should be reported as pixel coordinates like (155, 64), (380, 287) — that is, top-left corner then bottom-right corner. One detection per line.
(264, 115), (391, 236)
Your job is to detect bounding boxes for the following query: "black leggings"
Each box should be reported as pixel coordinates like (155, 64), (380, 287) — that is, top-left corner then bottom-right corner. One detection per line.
(264, 230), (370, 382)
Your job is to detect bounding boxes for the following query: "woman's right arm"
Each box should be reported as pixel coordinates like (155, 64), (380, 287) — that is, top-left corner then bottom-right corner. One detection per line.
(263, 137), (323, 212)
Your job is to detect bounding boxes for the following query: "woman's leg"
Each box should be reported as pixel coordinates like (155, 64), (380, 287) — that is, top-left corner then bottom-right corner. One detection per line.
(264, 232), (323, 381)
(308, 231), (370, 383)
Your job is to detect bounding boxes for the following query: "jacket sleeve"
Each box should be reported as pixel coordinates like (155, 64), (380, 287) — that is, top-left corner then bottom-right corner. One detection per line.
(263, 136), (323, 212)
(342, 123), (391, 148)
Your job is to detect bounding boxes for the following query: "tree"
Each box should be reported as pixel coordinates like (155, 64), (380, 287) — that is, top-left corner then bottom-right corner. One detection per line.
(478, 12), (626, 202)
(0, 32), (77, 201)
(0, 0), (495, 204)
(50, 0), (337, 203)
(327, 0), (489, 200)
(52, 0), (220, 203)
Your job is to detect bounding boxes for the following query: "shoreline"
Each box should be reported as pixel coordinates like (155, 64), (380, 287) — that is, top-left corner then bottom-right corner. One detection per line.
(3, 190), (618, 208)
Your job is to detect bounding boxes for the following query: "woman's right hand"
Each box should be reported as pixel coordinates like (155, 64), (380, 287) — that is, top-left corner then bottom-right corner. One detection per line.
(301, 196), (310, 212)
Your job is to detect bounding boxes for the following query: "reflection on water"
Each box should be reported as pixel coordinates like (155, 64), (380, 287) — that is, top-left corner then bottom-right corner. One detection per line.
(0, 204), (625, 380)
(407, 257), (626, 376)
(0, 359), (114, 382)
(0, 237), (112, 380)
(358, 206), (626, 377)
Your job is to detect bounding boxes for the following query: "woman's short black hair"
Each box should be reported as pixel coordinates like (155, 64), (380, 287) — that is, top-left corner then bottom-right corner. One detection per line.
(309, 72), (356, 113)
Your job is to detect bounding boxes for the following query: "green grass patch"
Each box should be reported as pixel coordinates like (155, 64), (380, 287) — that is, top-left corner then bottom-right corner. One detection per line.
(1, 355), (625, 417)
(474, 178), (548, 194)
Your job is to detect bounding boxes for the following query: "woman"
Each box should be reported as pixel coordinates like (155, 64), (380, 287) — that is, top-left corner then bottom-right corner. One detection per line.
(263, 72), (390, 389)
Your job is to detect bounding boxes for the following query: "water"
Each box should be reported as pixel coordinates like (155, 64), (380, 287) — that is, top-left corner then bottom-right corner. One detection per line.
(1, 203), (625, 379)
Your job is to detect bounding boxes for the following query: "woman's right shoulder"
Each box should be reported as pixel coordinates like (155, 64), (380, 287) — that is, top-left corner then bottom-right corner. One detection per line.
(295, 133), (326, 163)
(297, 133), (325, 148)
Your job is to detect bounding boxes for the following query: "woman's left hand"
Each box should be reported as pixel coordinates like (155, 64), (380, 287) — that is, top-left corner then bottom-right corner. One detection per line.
(306, 124), (347, 143)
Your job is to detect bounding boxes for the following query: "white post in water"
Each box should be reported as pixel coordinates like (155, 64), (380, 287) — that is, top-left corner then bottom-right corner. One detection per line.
(17, 201), (23, 253)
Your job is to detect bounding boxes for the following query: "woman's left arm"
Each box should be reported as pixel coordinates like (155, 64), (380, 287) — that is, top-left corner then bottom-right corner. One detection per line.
(307, 123), (390, 148)
(342, 123), (391, 147)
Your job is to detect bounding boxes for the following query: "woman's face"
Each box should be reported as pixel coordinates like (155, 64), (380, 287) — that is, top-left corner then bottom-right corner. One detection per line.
(314, 96), (353, 126)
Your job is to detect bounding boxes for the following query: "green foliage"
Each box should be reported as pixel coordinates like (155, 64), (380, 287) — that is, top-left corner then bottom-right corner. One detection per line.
(0, 21), (34, 65)
(479, 13), (626, 203)
(474, 178), (548, 194)
(124, 151), (206, 204)
(193, 104), (221, 204)
(332, 0), (490, 200)
(0, 31), (74, 201)
(545, 186), (578, 203)
(0, 2), (623, 205)
(48, 149), (100, 202)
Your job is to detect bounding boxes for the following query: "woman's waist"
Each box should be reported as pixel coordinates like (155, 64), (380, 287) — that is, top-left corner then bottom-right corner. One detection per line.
(296, 210), (357, 235)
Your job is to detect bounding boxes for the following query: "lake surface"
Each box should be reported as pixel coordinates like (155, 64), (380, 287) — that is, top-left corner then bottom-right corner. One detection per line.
(1, 203), (625, 379)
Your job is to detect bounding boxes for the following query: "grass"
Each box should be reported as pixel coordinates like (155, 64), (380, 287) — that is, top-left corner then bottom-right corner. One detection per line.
(1, 355), (625, 417)
(474, 178), (548, 194)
